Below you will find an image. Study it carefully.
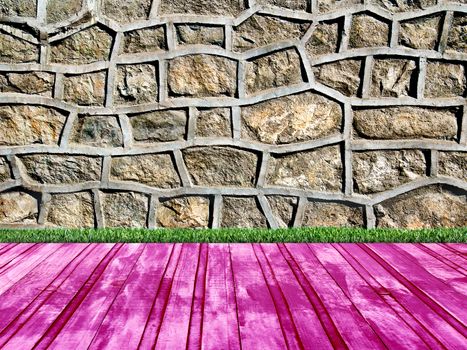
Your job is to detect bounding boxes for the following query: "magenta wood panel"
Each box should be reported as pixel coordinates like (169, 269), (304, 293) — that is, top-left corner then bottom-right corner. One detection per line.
(0, 243), (465, 349)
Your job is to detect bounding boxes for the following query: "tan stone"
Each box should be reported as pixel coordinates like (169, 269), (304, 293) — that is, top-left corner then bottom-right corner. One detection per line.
(353, 150), (426, 194)
(70, 115), (123, 148)
(0, 191), (38, 224)
(168, 55), (237, 97)
(371, 0), (436, 13)
(0, 157), (11, 182)
(0, 105), (66, 146)
(130, 109), (187, 143)
(349, 14), (389, 48)
(266, 145), (343, 191)
(63, 71), (106, 106)
(302, 201), (364, 227)
(313, 59), (362, 96)
(424, 62), (466, 98)
(353, 107), (458, 140)
(114, 64), (158, 105)
(46, 192), (95, 228)
(221, 196), (267, 228)
(241, 91), (342, 144)
(160, 0), (245, 16)
(0, 32), (38, 63)
(110, 154), (181, 188)
(318, 0), (360, 13)
(245, 49), (303, 95)
(46, 0), (82, 23)
(102, 0), (151, 23)
(399, 15), (441, 50)
(306, 21), (340, 57)
(157, 196), (210, 228)
(375, 185), (467, 228)
(120, 26), (166, 54)
(0, 0), (36, 16)
(176, 25), (224, 47)
(0, 72), (54, 96)
(102, 192), (148, 228)
(195, 108), (231, 138)
(258, 0), (307, 10)
(183, 147), (258, 187)
(438, 152), (467, 181)
(447, 14), (467, 54)
(267, 195), (298, 228)
(370, 59), (416, 97)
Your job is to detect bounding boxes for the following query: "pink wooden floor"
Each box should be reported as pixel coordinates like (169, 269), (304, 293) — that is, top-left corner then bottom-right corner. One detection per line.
(0, 243), (465, 349)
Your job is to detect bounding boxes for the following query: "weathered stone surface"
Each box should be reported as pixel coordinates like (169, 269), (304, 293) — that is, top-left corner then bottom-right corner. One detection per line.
(245, 49), (303, 95)
(438, 152), (467, 181)
(370, 59), (416, 97)
(221, 197), (267, 228)
(183, 147), (258, 187)
(0, 105), (66, 146)
(424, 62), (466, 98)
(353, 150), (426, 194)
(375, 185), (467, 228)
(120, 26), (166, 54)
(447, 14), (467, 54)
(176, 25), (224, 47)
(313, 59), (362, 96)
(266, 145), (343, 191)
(160, 0), (245, 16)
(0, 0), (36, 16)
(51, 26), (112, 64)
(102, 192), (148, 228)
(258, 0), (307, 10)
(114, 64), (158, 105)
(195, 108), (231, 137)
(302, 201), (364, 227)
(168, 55), (237, 97)
(241, 91), (342, 144)
(110, 154), (180, 188)
(306, 21), (339, 57)
(0, 32), (38, 63)
(318, 0), (360, 13)
(102, 0), (151, 23)
(70, 115), (123, 147)
(371, 0), (436, 13)
(157, 196), (210, 228)
(267, 195), (297, 228)
(353, 107), (458, 140)
(46, 0), (82, 23)
(46, 192), (95, 228)
(0, 72), (54, 96)
(130, 109), (187, 143)
(0, 157), (11, 182)
(233, 15), (309, 52)
(18, 154), (102, 185)
(63, 71), (106, 106)
(0, 191), (38, 224)
(349, 14), (389, 48)
(399, 15), (441, 50)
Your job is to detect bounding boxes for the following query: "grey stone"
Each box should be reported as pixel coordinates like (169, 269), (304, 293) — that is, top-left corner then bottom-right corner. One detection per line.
(0, 157), (11, 182)
(447, 14), (467, 54)
(313, 59), (362, 96)
(399, 15), (441, 50)
(114, 64), (158, 105)
(0, 0), (36, 17)
(195, 108), (231, 138)
(102, 192), (148, 228)
(424, 61), (466, 98)
(438, 152), (467, 181)
(221, 196), (267, 228)
(120, 26), (166, 54)
(349, 14), (389, 48)
(0, 191), (38, 224)
(130, 109), (187, 143)
(102, 0), (151, 23)
(70, 115), (123, 148)
(370, 59), (416, 97)
(46, 0), (82, 23)
(306, 21), (340, 57)
(318, 0), (360, 13)
(371, 0), (436, 13)
(302, 201), (364, 227)
(267, 195), (298, 228)
(0, 72), (55, 96)
(0, 32), (38, 63)
(46, 192), (95, 228)
(257, 0), (308, 10)
(63, 71), (106, 106)
(157, 196), (210, 228)
(176, 25), (224, 47)
(160, 0), (246, 16)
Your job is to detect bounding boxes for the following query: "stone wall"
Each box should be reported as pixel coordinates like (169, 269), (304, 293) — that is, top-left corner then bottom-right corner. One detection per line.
(0, 0), (465, 229)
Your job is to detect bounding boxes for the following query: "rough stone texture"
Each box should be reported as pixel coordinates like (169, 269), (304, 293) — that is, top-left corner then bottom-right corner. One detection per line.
(160, 0), (246, 16)
(258, 0), (308, 10)
(266, 145), (343, 191)
(302, 201), (364, 227)
(399, 15), (441, 50)
(70, 115), (123, 148)
(221, 197), (267, 228)
(353, 107), (459, 140)
(447, 14), (467, 54)
(168, 55), (237, 97)
(306, 21), (340, 57)
(157, 196), (210, 228)
(110, 154), (181, 188)
(267, 195), (297, 228)
(370, 59), (417, 97)
(130, 109), (187, 143)
(195, 108), (231, 137)
(438, 152), (467, 181)
(349, 14), (389, 48)
(176, 25), (224, 47)
(0, 32), (39, 63)
(18, 154), (102, 185)
(114, 64), (158, 105)
(313, 59), (362, 96)
(0, 191), (38, 224)
(375, 185), (467, 228)
(318, 0), (360, 13)
(424, 61), (466, 98)
(0, 157), (11, 182)
(245, 49), (303, 95)
(241, 91), (342, 144)
(120, 26), (166, 54)
(353, 150), (427, 194)
(0, 105), (66, 146)
(50, 26), (113, 64)
(233, 15), (309, 52)
(0, 72), (54, 96)
(46, 0), (82, 23)
(102, 192), (148, 228)
(371, 0), (436, 13)
(183, 147), (258, 187)
(0, 0), (36, 17)
(46, 192), (95, 228)
(102, 0), (151, 23)
(63, 71), (106, 106)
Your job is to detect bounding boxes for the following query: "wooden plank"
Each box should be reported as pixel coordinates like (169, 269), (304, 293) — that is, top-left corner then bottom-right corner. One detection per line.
(229, 243), (288, 349)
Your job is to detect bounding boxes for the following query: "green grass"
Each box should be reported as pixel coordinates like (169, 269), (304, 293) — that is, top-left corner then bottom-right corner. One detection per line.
(0, 227), (465, 243)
